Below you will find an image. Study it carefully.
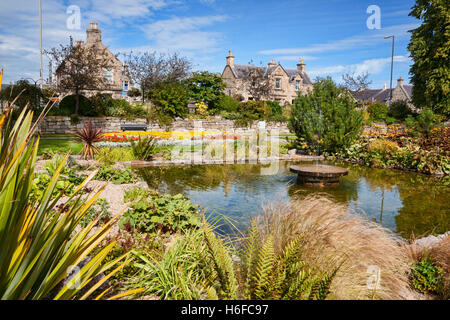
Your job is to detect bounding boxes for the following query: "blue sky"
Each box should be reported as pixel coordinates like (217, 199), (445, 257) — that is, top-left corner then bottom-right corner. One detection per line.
(0, 0), (419, 88)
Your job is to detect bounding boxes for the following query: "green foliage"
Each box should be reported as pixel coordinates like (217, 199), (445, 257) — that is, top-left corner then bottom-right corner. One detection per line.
(266, 100), (283, 116)
(388, 100), (415, 121)
(70, 113), (81, 125)
(53, 94), (94, 116)
(239, 221), (337, 300)
(0, 80), (47, 114)
(119, 190), (201, 234)
(80, 198), (111, 228)
(94, 165), (138, 184)
(222, 100), (287, 126)
(411, 257), (444, 295)
(289, 78), (364, 153)
(124, 217), (338, 300)
(216, 95), (239, 113)
(126, 228), (216, 300)
(131, 136), (157, 161)
(338, 138), (450, 175)
(149, 82), (189, 118)
(185, 71), (226, 114)
(127, 87), (142, 98)
(0, 106), (129, 300)
(96, 147), (136, 165)
(408, 0), (450, 115)
(367, 103), (389, 122)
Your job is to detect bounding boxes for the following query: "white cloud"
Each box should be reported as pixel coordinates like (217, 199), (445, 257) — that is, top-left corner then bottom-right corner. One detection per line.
(141, 15), (228, 52)
(258, 24), (419, 56)
(308, 56), (411, 78)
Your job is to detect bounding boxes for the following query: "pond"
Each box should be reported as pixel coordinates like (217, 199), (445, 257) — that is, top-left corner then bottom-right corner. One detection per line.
(135, 161), (450, 239)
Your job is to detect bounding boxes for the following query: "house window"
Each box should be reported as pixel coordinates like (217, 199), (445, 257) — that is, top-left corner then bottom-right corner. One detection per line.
(296, 80), (300, 91)
(104, 67), (113, 84)
(276, 78), (281, 89)
(122, 81), (129, 90)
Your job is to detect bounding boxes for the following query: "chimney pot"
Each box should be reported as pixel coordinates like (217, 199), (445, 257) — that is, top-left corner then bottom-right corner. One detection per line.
(297, 58), (305, 73)
(226, 50), (235, 67)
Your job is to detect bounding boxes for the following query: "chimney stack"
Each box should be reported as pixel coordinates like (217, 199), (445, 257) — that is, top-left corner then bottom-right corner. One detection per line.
(397, 76), (404, 87)
(86, 22), (102, 44)
(268, 58), (276, 67)
(297, 58), (305, 73)
(226, 50), (235, 67)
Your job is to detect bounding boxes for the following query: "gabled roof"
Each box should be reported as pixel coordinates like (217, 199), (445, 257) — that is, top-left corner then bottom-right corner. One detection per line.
(228, 64), (313, 85)
(351, 88), (390, 103)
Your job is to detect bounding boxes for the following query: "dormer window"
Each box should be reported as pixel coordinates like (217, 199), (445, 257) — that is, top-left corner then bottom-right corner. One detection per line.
(276, 78), (281, 89)
(104, 67), (113, 84)
(296, 80), (300, 91)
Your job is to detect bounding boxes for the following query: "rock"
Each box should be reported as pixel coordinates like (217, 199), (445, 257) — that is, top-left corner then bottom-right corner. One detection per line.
(414, 231), (450, 248)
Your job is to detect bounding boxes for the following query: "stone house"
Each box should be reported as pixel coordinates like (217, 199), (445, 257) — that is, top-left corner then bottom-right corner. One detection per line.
(351, 77), (414, 108)
(221, 51), (313, 106)
(55, 22), (132, 100)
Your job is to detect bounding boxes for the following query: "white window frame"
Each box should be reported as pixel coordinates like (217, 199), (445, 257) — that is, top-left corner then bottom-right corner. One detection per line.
(275, 78), (281, 89)
(104, 67), (114, 84)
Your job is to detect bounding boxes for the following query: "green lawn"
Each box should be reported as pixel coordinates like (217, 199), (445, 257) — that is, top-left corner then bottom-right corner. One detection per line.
(38, 138), (83, 156)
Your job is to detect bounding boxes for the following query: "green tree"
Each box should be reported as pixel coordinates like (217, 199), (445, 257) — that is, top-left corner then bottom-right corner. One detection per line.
(149, 82), (189, 118)
(408, 0), (450, 116)
(185, 71), (226, 113)
(289, 78), (364, 153)
(0, 80), (47, 115)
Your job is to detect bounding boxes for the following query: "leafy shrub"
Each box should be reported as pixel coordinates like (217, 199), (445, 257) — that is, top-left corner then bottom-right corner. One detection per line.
(367, 103), (388, 122)
(90, 93), (114, 116)
(149, 82), (189, 119)
(411, 257), (444, 295)
(216, 95), (239, 113)
(266, 100), (283, 116)
(70, 113), (80, 125)
(94, 165), (137, 184)
(119, 191), (201, 234)
(289, 78), (364, 153)
(185, 71), (226, 114)
(366, 139), (399, 156)
(388, 100), (415, 120)
(131, 136), (157, 161)
(30, 172), (76, 201)
(55, 94), (94, 116)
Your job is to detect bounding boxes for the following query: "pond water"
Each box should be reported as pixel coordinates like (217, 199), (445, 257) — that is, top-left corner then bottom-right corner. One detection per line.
(135, 161), (450, 239)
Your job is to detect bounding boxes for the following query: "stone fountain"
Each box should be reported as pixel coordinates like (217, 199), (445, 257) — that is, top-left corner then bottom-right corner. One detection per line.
(290, 164), (349, 187)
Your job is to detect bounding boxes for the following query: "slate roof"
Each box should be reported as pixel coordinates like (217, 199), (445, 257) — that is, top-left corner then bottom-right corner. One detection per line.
(351, 85), (412, 104)
(230, 64), (313, 86)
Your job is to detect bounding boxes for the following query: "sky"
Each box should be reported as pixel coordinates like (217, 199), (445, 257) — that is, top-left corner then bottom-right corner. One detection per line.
(0, 0), (419, 89)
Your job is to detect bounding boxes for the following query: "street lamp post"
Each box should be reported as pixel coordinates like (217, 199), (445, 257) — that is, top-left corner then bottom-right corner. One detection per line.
(384, 35), (395, 106)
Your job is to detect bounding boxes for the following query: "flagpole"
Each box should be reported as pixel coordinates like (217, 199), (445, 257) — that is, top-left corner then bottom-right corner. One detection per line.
(39, 0), (43, 89)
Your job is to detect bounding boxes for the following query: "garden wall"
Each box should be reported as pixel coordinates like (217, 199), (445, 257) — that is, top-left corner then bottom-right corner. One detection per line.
(36, 116), (291, 134)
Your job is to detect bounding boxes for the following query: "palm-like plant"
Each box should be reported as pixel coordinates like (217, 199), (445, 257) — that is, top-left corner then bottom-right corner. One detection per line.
(131, 136), (157, 161)
(76, 121), (103, 160)
(0, 104), (137, 300)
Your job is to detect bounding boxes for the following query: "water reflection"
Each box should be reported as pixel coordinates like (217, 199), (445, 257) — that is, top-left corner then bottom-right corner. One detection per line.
(136, 161), (450, 239)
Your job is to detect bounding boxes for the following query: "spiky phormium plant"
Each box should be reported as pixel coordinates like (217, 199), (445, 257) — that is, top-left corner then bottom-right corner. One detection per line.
(76, 120), (103, 160)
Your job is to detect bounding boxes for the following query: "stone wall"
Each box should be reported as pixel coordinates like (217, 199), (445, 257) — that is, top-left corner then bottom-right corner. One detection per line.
(36, 116), (290, 134)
